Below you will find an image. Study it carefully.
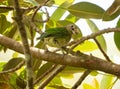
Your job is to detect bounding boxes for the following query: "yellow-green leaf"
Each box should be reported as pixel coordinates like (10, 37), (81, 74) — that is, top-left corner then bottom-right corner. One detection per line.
(74, 40), (98, 52)
(54, 0), (74, 5)
(100, 75), (114, 89)
(83, 83), (96, 89)
(92, 78), (99, 89)
(86, 19), (106, 51)
(51, 1), (73, 20)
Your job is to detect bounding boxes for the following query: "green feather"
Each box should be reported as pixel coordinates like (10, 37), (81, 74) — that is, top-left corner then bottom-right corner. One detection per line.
(40, 27), (71, 40)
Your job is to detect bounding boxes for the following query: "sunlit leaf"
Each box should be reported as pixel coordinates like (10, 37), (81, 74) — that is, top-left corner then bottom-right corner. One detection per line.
(86, 19), (106, 51)
(65, 14), (79, 23)
(83, 83), (96, 89)
(92, 78), (99, 89)
(114, 19), (120, 51)
(90, 71), (98, 76)
(51, 1), (73, 20)
(100, 75), (114, 89)
(68, 2), (105, 19)
(54, 0), (74, 5)
(0, 62), (6, 71)
(74, 40), (98, 52)
(49, 76), (62, 86)
(59, 73), (73, 79)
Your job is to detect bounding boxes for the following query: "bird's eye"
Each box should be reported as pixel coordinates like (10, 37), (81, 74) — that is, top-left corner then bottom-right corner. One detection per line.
(71, 25), (75, 30)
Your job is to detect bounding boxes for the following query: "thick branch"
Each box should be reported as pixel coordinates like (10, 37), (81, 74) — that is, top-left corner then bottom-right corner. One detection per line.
(0, 34), (120, 76)
(13, 0), (33, 89)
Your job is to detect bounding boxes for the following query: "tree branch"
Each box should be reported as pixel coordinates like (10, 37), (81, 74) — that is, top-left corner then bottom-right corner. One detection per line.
(38, 65), (65, 89)
(69, 27), (120, 49)
(13, 0), (34, 89)
(72, 69), (92, 89)
(93, 38), (111, 62)
(0, 5), (37, 12)
(0, 34), (120, 76)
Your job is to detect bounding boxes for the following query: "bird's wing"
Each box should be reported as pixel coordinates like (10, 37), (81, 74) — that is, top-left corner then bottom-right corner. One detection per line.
(40, 27), (69, 39)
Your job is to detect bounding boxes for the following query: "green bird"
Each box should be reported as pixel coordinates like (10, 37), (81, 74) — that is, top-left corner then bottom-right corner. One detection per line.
(37, 24), (78, 48)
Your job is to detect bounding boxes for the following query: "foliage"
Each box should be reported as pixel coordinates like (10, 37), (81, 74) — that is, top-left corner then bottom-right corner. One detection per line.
(0, 0), (120, 89)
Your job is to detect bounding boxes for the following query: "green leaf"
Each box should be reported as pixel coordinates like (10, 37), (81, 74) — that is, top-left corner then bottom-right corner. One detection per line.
(100, 75), (114, 89)
(0, 62), (6, 71)
(74, 40), (98, 52)
(24, 0), (39, 5)
(49, 76), (62, 86)
(16, 76), (26, 89)
(32, 58), (42, 71)
(8, 73), (20, 89)
(51, 1), (73, 20)
(102, 9), (120, 21)
(65, 14), (79, 23)
(114, 32), (120, 51)
(83, 83), (96, 89)
(68, 2), (105, 19)
(35, 0), (54, 6)
(114, 19), (120, 51)
(36, 62), (54, 78)
(90, 71), (98, 76)
(4, 23), (17, 38)
(0, 14), (11, 34)
(3, 57), (24, 71)
(86, 19), (107, 51)
(54, 0), (74, 5)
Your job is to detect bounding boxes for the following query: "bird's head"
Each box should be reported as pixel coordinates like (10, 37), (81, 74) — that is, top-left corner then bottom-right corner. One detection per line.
(66, 24), (79, 35)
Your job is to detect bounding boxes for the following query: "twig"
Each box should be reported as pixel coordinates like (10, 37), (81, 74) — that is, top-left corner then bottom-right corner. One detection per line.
(38, 65), (66, 89)
(68, 27), (120, 49)
(0, 5), (37, 12)
(31, 0), (50, 21)
(0, 60), (25, 74)
(13, 0), (34, 89)
(33, 8), (50, 23)
(23, 16), (43, 34)
(93, 38), (111, 62)
(33, 64), (57, 85)
(72, 69), (92, 89)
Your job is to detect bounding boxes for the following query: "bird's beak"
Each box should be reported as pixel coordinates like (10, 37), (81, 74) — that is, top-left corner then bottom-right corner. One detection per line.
(72, 28), (79, 34)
